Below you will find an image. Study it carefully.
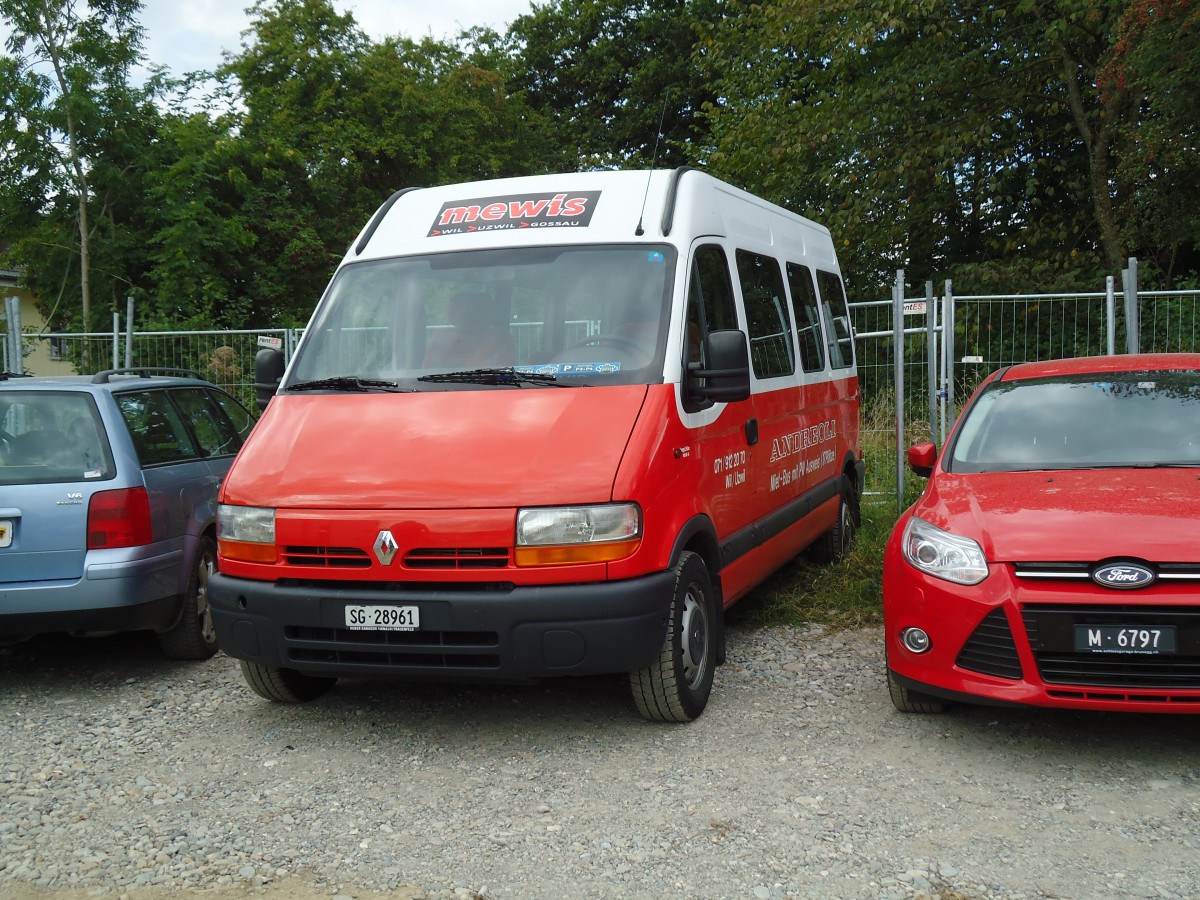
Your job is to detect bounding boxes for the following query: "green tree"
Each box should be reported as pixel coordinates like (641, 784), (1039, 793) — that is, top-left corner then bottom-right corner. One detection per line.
(0, 0), (149, 331)
(507, 0), (723, 169)
(699, 1), (1196, 295)
(191, 0), (548, 325)
(1102, 0), (1200, 284)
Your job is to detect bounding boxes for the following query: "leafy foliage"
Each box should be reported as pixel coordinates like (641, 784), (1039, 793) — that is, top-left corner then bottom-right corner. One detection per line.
(699, 1), (1197, 296)
(1, 0), (1198, 335)
(0, 0), (152, 331)
(506, 0), (723, 169)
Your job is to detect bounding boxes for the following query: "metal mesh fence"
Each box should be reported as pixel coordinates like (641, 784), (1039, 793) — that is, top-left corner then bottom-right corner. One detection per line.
(5, 286), (1200, 511)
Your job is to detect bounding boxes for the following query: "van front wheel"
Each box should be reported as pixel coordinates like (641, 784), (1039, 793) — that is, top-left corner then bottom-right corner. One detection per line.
(630, 551), (717, 722)
(239, 661), (337, 703)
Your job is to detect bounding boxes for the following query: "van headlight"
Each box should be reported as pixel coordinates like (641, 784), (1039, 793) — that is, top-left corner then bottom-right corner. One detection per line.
(217, 504), (277, 563)
(901, 516), (988, 585)
(515, 504), (641, 566)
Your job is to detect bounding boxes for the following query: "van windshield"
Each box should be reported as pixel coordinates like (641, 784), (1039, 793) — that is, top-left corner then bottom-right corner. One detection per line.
(286, 245), (676, 389)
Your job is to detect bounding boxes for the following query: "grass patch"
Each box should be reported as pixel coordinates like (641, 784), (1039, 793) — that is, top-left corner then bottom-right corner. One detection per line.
(732, 497), (895, 631)
(731, 397), (928, 631)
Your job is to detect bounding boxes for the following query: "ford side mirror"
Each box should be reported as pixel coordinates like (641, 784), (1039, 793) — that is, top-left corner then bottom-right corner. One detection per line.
(254, 348), (285, 412)
(689, 329), (751, 404)
(907, 441), (937, 478)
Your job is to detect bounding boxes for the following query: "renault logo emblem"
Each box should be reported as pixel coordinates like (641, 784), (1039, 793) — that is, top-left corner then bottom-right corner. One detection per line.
(373, 530), (399, 565)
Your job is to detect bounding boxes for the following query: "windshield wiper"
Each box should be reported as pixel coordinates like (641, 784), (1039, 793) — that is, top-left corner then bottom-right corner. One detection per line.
(417, 368), (573, 387)
(287, 376), (409, 393)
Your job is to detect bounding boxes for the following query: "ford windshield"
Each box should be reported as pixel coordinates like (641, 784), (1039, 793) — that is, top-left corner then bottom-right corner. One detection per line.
(949, 370), (1200, 472)
(285, 245), (675, 390)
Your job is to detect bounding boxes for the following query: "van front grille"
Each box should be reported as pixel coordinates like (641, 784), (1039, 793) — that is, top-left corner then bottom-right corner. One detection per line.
(283, 546), (372, 568)
(285, 625), (500, 669)
(404, 547), (510, 569)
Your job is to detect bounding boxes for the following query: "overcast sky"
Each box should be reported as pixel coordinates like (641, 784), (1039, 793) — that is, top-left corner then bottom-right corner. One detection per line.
(138, 0), (538, 76)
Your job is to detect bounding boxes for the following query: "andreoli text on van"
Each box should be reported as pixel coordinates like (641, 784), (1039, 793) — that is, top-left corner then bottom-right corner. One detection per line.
(769, 419), (838, 463)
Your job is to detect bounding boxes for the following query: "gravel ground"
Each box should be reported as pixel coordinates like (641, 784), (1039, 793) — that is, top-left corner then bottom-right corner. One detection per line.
(2, 611), (1200, 900)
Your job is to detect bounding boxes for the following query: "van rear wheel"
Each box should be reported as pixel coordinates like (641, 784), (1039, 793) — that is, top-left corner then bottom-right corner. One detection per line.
(808, 485), (855, 565)
(630, 551), (717, 722)
(239, 661), (337, 703)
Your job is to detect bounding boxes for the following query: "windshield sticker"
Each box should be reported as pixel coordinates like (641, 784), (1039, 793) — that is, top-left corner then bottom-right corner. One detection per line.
(517, 363), (622, 377)
(429, 191), (602, 237)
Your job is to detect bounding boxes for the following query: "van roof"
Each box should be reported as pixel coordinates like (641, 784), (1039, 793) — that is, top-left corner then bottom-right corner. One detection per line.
(347, 168), (836, 267)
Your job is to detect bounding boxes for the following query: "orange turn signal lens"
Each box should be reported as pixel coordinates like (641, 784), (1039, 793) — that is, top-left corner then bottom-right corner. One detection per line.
(515, 538), (641, 567)
(218, 538), (278, 564)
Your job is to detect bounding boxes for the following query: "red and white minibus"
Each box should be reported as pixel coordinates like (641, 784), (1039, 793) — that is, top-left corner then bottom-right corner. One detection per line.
(210, 168), (863, 721)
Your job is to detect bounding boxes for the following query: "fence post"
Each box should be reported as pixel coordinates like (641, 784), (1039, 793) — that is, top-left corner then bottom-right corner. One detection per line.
(925, 280), (937, 445)
(893, 269), (905, 517)
(4, 295), (23, 375)
(942, 279), (955, 441)
(1105, 276), (1116, 356)
(112, 312), (120, 369)
(125, 297), (134, 368)
(1123, 256), (1139, 354)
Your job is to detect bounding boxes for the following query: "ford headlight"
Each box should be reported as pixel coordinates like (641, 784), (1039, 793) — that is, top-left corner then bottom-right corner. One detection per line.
(901, 516), (988, 585)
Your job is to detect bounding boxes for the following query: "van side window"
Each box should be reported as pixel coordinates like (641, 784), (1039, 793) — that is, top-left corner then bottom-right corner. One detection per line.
(684, 245), (738, 367)
(786, 263), (825, 373)
(816, 270), (855, 369)
(735, 250), (794, 379)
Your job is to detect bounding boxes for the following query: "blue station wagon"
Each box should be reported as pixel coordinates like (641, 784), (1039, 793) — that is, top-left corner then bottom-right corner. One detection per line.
(0, 368), (255, 657)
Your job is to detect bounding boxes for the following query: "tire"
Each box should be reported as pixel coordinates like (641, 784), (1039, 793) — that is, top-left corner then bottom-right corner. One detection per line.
(239, 660), (337, 703)
(630, 551), (717, 722)
(158, 535), (219, 660)
(887, 668), (949, 714)
(808, 485), (855, 565)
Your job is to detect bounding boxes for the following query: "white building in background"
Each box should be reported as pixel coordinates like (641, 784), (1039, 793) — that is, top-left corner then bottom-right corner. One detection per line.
(2, 266), (74, 376)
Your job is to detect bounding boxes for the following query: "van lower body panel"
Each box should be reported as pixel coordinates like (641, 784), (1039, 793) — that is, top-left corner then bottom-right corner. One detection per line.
(209, 571), (675, 681)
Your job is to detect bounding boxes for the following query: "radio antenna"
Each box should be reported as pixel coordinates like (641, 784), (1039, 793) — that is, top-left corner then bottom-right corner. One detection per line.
(635, 92), (674, 236)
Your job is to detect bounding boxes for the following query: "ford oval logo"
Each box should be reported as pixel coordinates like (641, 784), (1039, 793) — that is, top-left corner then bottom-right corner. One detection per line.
(1091, 562), (1156, 589)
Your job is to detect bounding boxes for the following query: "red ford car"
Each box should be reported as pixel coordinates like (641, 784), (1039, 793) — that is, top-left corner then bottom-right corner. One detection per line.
(884, 353), (1200, 714)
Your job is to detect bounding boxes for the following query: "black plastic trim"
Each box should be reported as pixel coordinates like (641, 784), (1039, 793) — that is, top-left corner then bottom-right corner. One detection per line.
(719, 476), (840, 568)
(355, 187), (422, 255)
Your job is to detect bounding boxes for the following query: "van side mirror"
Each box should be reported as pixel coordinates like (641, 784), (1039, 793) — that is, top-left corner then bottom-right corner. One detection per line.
(907, 441), (937, 478)
(689, 329), (751, 404)
(255, 349), (285, 412)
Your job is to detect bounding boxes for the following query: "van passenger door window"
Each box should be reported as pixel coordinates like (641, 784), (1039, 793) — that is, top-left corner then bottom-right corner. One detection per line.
(816, 270), (855, 369)
(684, 245), (738, 368)
(735, 250), (794, 379)
(786, 263), (826, 373)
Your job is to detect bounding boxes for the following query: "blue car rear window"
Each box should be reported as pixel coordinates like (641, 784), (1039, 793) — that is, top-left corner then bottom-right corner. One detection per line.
(0, 391), (115, 484)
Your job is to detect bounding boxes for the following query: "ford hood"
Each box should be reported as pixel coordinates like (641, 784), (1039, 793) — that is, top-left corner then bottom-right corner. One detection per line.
(913, 468), (1200, 562)
(221, 386), (649, 509)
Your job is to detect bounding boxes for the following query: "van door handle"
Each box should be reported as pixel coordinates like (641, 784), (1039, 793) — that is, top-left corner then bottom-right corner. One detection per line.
(745, 418), (759, 446)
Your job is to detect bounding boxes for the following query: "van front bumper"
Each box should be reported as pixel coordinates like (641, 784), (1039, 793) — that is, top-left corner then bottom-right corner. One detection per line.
(209, 571), (675, 681)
